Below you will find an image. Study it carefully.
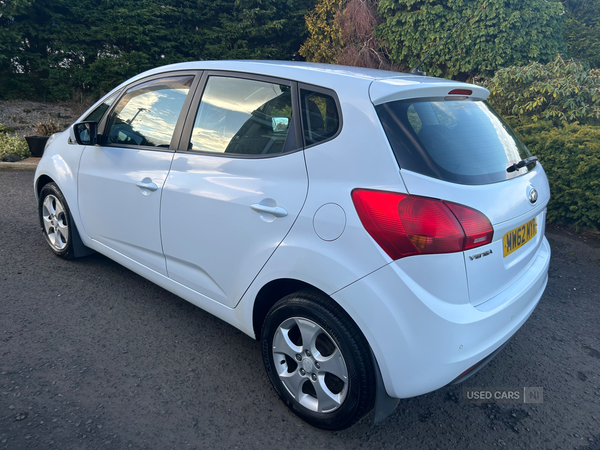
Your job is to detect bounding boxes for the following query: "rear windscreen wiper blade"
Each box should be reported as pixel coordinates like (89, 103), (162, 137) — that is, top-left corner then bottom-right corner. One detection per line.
(507, 156), (538, 173)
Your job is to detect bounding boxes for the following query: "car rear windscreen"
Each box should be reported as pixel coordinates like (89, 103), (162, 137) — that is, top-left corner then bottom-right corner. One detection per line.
(376, 100), (535, 185)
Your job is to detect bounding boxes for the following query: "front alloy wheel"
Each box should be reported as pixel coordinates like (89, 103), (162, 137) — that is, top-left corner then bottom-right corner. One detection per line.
(39, 182), (76, 259)
(42, 194), (69, 251)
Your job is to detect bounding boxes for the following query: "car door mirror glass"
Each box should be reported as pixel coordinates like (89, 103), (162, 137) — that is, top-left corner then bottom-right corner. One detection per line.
(74, 122), (98, 145)
(272, 117), (289, 133)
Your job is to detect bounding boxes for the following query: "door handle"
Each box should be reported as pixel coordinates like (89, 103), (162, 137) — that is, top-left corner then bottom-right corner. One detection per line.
(250, 203), (288, 218)
(136, 180), (158, 192)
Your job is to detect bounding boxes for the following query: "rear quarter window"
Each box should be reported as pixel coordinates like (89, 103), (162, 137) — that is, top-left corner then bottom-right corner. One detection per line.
(300, 89), (340, 146)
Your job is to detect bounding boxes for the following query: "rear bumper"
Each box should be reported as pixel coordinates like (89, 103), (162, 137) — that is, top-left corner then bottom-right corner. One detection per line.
(332, 235), (550, 399)
(446, 337), (511, 386)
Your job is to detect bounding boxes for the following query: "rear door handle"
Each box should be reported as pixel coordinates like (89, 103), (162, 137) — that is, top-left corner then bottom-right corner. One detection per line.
(250, 203), (288, 218)
(136, 180), (158, 192)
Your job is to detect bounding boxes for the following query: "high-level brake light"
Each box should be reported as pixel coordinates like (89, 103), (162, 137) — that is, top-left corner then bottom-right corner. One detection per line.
(448, 89), (472, 95)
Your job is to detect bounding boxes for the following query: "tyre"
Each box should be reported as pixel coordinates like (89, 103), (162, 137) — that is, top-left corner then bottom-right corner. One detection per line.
(261, 291), (376, 430)
(39, 182), (77, 259)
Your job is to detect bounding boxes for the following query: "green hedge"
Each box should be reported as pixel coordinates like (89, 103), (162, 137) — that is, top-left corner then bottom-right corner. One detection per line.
(511, 120), (600, 232)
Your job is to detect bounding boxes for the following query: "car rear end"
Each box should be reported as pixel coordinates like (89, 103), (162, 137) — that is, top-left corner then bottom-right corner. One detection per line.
(333, 76), (551, 399)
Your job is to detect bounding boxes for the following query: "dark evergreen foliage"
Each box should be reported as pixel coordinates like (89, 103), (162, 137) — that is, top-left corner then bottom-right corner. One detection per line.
(563, 0), (600, 68)
(0, 0), (314, 100)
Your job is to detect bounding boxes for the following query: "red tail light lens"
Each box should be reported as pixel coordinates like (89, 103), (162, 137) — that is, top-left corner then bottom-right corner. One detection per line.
(351, 189), (493, 260)
(444, 201), (493, 249)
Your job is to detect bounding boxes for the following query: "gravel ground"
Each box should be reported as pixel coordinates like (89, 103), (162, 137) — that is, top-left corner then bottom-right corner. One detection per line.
(1, 170), (599, 450)
(0, 100), (89, 138)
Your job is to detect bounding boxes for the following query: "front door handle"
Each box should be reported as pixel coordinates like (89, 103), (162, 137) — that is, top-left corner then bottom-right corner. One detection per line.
(136, 180), (158, 192)
(250, 203), (288, 218)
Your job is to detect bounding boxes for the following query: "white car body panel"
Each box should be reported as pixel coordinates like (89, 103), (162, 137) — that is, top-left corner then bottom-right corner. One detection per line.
(161, 151), (309, 308)
(34, 129), (82, 208)
(333, 237), (550, 398)
(369, 77), (490, 104)
(78, 145), (174, 276)
(400, 165), (551, 306)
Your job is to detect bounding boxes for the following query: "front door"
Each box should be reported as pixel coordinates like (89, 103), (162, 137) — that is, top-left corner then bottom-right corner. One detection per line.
(161, 74), (308, 308)
(78, 74), (196, 276)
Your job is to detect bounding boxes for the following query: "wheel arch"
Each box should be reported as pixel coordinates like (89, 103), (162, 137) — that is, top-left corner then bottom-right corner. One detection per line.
(252, 278), (328, 340)
(35, 174), (55, 201)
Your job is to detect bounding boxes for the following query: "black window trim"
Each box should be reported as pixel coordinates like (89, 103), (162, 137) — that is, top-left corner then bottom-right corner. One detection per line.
(97, 70), (201, 153)
(83, 89), (123, 124)
(176, 70), (303, 159)
(297, 82), (343, 149)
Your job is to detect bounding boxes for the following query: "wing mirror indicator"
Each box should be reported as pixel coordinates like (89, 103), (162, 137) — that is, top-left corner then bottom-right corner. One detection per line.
(271, 117), (289, 133)
(73, 121), (99, 146)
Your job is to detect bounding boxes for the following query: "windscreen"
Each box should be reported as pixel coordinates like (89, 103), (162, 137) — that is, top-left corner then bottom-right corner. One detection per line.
(376, 100), (535, 185)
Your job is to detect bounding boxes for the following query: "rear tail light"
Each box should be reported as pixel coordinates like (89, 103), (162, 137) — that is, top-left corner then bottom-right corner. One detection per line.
(444, 201), (494, 250)
(351, 189), (493, 260)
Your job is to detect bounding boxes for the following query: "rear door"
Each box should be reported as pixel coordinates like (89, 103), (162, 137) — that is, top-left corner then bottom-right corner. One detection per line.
(160, 73), (308, 308)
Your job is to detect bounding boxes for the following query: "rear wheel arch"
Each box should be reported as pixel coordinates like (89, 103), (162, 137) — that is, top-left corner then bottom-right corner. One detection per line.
(252, 279), (330, 341)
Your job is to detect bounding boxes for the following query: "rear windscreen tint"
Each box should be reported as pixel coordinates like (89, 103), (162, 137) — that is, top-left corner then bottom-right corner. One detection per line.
(376, 100), (535, 185)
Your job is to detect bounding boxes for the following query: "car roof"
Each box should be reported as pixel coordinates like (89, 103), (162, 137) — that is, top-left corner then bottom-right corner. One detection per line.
(139, 60), (490, 104)
(91, 60), (488, 121)
(140, 60), (414, 82)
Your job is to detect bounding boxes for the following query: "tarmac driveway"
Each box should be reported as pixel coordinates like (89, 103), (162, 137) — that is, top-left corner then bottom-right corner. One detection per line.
(1, 169), (599, 449)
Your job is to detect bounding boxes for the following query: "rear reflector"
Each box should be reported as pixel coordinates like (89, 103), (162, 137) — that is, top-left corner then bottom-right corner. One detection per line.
(448, 89), (472, 95)
(351, 189), (493, 260)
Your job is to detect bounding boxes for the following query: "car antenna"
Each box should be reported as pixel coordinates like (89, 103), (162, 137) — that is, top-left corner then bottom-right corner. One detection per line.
(411, 3), (486, 76)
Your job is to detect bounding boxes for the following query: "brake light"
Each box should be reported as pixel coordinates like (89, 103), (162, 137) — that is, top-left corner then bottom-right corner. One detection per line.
(351, 189), (493, 260)
(448, 89), (472, 95)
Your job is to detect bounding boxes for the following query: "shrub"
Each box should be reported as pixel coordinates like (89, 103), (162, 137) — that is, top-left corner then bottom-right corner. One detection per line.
(513, 120), (600, 231)
(35, 121), (62, 137)
(0, 131), (30, 160)
(485, 56), (600, 125)
(0, 123), (15, 134)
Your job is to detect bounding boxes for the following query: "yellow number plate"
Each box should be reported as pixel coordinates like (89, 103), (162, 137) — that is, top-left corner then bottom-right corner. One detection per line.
(503, 217), (537, 257)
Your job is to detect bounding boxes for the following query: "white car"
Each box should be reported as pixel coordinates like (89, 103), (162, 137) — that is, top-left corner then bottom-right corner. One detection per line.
(35, 61), (550, 430)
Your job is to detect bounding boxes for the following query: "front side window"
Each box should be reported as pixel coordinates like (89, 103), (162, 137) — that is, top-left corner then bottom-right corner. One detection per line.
(190, 76), (294, 156)
(105, 76), (193, 148)
(300, 89), (340, 146)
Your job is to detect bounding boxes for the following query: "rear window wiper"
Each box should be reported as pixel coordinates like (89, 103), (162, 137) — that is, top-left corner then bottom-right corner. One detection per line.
(507, 156), (538, 173)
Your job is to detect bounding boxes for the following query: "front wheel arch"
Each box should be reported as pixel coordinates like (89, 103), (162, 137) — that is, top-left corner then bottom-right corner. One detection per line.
(35, 174), (54, 201)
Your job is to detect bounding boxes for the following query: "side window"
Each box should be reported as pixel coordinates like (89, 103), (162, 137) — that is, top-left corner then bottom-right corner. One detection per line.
(83, 91), (120, 123)
(190, 76), (293, 156)
(300, 89), (339, 146)
(105, 76), (193, 148)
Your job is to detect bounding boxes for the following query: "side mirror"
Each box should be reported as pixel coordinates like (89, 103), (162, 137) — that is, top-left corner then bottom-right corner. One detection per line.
(271, 117), (289, 133)
(73, 122), (99, 145)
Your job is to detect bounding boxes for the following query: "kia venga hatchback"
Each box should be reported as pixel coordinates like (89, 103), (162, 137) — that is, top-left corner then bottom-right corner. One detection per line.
(35, 61), (550, 430)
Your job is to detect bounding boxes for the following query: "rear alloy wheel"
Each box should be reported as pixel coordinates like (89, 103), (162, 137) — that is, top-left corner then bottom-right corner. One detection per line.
(39, 183), (76, 259)
(262, 291), (376, 430)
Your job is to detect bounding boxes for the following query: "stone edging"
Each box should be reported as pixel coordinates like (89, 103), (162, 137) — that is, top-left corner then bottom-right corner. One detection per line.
(0, 161), (38, 171)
